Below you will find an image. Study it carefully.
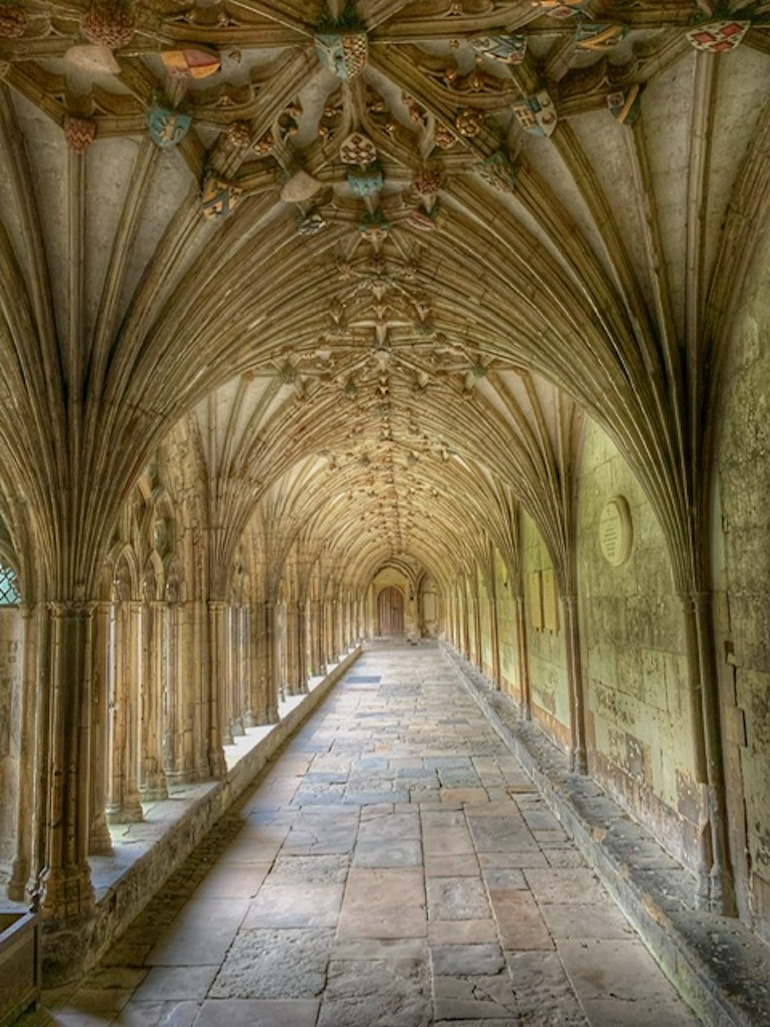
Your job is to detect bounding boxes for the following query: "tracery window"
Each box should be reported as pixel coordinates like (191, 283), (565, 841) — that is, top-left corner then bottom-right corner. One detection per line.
(0, 563), (20, 605)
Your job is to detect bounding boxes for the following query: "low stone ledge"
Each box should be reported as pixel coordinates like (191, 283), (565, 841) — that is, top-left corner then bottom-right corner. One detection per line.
(43, 648), (361, 985)
(443, 645), (770, 1027)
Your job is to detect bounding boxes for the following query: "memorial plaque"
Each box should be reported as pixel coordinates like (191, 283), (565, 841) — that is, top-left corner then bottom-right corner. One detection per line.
(599, 496), (633, 566)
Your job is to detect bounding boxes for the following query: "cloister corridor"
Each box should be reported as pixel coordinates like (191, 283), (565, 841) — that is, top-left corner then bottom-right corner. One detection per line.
(17, 642), (701, 1027)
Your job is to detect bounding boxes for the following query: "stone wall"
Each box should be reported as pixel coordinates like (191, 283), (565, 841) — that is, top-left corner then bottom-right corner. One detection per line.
(713, 222), (770, 940)
(576, 418), (703, 870)
(522, 514), (570, 749)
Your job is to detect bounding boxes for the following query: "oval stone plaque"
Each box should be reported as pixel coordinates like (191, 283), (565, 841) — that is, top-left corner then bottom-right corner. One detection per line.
(599, 495), (633, 566)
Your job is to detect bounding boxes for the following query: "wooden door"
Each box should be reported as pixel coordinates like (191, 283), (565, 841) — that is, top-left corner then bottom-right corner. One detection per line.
(378, 586), (404, 636)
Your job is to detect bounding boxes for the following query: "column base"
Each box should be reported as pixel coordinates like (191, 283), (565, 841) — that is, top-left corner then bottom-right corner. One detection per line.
(106, 792), (144, 824)
(209, 748), (228, 778)
(39, 863), (95, 923)
(7, 857), (29, 902)
(89, 813), (114, 856)
(40, 907), (96, 986)
(140, 774), (169, 802)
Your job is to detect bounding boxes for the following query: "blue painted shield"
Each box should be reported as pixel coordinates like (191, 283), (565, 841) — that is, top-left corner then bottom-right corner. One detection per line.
(147, 105), (192, 149)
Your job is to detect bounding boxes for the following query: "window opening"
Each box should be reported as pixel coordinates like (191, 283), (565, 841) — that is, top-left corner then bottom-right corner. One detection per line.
(0, 563), (20, 605)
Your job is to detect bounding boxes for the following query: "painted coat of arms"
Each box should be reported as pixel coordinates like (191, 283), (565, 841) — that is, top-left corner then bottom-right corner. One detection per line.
(315, 32), (368, 79)
(533, 1), (588, 19)
(147, 104), (192, 148)
(201, 171), (242, 219)
(513, 90), (557, 137)
(687, 20), (750, 52)
(469, 34), (527, 64)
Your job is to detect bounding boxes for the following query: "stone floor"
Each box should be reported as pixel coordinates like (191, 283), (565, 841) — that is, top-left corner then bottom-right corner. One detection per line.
(21, 641), (702, 1026)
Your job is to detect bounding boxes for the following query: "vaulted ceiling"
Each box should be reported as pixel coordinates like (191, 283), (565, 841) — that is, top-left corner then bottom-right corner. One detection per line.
(0, 0), (769, 596)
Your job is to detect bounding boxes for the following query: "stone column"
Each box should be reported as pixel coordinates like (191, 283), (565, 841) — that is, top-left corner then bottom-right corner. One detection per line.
(39, 602), (96, 926)
(311, 600), (324, 675)
(248, 602), (267, 724)
(682, 591), (736, 916)
(106, 600), (143, 823)
(515, 595), (531, 719)
(88, 601), (113, 855)
(163, 598), (183, 782)
(241, 606), (255, 727)
(140, 599), (168, 801)
(8, 605), (40, 898)
(265, 600), (281, 720)
(296, 600), (308, 693)
(207, 601), (229, 775)
(285, 598), (299, 695)
(230, 605), (245, 737)
(563, 593), (587, 775)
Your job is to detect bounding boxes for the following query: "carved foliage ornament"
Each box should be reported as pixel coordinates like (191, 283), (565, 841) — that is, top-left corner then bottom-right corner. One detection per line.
(476, 150), (518, 193)
(455, 107), (485, 138)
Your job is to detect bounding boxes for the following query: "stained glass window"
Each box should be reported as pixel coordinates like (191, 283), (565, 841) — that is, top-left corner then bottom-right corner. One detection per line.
(0, 564), (20, 605)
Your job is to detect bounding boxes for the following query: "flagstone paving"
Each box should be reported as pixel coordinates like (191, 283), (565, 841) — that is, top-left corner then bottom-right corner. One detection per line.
(24, 642), (702, 1026)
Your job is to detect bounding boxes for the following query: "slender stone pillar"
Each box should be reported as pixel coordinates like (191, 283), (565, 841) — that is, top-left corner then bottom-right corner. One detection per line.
(106, 599), (143, 823)
(8, 605), (41, 897)
(295, 600), (308, 693)
(515, 595), (531, 719)
(163, 598), (183, 782)
(265, 600), (280, 721)
(563, 593), (587, 775)
(311, 600), (324, 675)
(39, 603), (96, 925)
(285, 598), (299, 695)
(88, 601), (113, 855)
(241, 606), (255, 727)
(681, 592), (736, 916)
(140, 598), (168, 801)
(207, 601), (229, 775)
(230, 605), (245, 736)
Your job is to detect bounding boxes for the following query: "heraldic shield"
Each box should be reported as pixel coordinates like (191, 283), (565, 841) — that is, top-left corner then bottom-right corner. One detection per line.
(513, 90), (557, 137)
(147, 105), (192, 149)
(469, 34), (527, 64)
(687, 20), (750, 52)
(161, 48), (220, 79)
(315, 33), (368, 79)
(534, 1), (588, 19)
(201, 172), (242, 220)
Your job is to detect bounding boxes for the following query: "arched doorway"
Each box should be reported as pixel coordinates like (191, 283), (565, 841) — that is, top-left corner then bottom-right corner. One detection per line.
(378, 586), (404, 637)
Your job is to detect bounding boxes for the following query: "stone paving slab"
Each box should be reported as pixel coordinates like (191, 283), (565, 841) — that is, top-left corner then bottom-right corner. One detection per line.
(23, 642), (704, 1027)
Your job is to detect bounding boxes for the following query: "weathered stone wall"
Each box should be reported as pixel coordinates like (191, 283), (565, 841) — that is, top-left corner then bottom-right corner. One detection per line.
(713, 222), (770, 940)
(576, 419), (702, 869)
(522, 514), (570, 749)
(0, 607), (22, 880)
